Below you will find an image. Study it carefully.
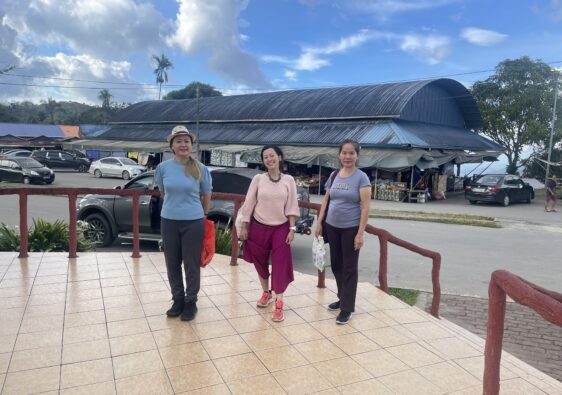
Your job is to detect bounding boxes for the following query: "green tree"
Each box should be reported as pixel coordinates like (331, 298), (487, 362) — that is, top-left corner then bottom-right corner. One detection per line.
(152, 54), (174, 100)
(98, 89), (113, 109)
(42, 97), (65, 124)
(164, 81), (222, 100)
(472, 57), (562, 174)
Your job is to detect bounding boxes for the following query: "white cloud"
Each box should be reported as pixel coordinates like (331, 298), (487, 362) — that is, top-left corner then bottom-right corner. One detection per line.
(460, 27), (508, 46)
(167, 0), (272, 89)
(399, 34), (450, 64)
(284, 69), (297, 81)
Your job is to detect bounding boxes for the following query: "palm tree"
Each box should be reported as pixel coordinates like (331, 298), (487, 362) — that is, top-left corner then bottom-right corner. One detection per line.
(43, 98), (64, 124)
(152, 54), (174, 100)
(98, 89), (113, 109)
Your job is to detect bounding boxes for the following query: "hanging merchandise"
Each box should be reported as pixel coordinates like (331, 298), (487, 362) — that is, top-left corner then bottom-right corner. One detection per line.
(312, 236), (327, 272)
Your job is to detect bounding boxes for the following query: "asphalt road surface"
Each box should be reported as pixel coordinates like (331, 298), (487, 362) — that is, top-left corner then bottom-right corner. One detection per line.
(1, 172), (561, 297)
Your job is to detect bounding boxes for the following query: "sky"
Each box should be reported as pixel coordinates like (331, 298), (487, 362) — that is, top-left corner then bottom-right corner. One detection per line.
(1, 0), (561, 172)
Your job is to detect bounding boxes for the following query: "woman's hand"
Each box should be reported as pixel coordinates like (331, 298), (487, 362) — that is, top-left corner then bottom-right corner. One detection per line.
(314, 223), (322, 238)
(286, 230), (295, 244)
(239, 223), (248, 241)
(354, 233), (364, 251)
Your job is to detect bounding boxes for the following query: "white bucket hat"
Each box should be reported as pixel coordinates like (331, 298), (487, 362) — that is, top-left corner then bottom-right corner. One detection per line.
(166, 125), (195, 144)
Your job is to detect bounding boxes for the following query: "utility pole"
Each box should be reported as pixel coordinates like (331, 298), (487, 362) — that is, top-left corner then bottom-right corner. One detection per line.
(545, 70), (559, 184)
(195, 84), (200, 160)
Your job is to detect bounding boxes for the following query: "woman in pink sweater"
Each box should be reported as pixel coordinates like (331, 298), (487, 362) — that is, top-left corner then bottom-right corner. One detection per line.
(239, 145), (300, 322)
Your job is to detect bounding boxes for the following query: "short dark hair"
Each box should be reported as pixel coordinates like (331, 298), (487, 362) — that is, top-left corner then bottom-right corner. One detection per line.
(339, 139), (361, 155)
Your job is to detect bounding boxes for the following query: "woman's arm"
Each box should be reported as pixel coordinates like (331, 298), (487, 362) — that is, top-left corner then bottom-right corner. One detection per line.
(200, 193), (211, 216)
(354, 186), (372, 250)
(314, 190), (330, 237)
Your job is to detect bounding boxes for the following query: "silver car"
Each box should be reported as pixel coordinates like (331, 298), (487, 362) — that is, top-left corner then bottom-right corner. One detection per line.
(89, 157), (147, 180)
(77, 167), (314, 246)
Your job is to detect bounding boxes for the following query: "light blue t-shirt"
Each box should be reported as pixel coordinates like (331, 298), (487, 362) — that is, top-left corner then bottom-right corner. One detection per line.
(325, 169), (371, 228)
(154, 159), (212, 220)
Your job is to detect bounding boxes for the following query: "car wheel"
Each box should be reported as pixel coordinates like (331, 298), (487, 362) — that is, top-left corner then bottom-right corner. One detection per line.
(94, 169), (102, 178)
(122, 171), (130, 180)
(78, 164), (88, 173)
(23, 176), (30, 185)
(502, 194), (510, 207)
(84, 213), (114, 247)
(526, 192), (532, 203)
(469, 200), (476, 205)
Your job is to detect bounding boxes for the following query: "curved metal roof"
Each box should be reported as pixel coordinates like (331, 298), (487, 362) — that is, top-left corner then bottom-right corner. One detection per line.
(111, 78), (483, 129)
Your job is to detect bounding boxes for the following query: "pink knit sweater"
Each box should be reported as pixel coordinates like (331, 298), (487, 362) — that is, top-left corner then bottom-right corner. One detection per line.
(241, 173), (300, 226)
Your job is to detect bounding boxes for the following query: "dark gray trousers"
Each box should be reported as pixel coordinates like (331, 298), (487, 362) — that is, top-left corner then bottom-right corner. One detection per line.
(161, 218), (205, 303)
(326, 223), (360, 312)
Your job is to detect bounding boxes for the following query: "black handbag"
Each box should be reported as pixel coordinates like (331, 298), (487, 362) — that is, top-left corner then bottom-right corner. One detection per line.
(321, 171), (338, 244)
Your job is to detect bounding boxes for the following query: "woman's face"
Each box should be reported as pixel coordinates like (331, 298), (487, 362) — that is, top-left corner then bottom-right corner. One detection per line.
(339, 143), (358, 168)
(171, 135), (192, 158)
(262, 148), (281, 171)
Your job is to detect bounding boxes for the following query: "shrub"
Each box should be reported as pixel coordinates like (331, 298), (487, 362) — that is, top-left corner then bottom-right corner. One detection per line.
(0, 224), (20, 251)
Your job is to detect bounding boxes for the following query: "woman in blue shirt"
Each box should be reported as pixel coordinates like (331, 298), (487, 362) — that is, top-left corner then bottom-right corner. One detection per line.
(154, 125), (212, 321)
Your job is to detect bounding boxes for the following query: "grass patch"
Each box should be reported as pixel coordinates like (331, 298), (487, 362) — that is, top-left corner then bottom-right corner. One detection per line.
(370, 209), (501, 228)
(388, 287), (420, 306)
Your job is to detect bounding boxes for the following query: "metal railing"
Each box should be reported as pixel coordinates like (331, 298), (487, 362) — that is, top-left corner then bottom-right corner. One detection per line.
(483, 270), (562, 395)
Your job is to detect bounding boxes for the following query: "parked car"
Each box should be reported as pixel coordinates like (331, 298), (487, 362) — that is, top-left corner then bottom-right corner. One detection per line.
(0, 157), (55, 184)
(464, 174), (534, 206)
(89, 157), (147, 180)
(77, 167), (314, 246)
(0, 149), (33, 158)
(31, 150), (90, 172)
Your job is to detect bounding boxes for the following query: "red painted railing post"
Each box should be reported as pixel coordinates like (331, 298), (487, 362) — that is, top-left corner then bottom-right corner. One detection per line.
(18, 190), (29, 258)
(431, 254), (442, 318)
(68, 192), (78, 258)
(317, 270), (325, 288)
(230, 200), (240, 266)
(131, 192), (141, 258)
(378, 235), (388, 293)
(483, 278), (506, 395)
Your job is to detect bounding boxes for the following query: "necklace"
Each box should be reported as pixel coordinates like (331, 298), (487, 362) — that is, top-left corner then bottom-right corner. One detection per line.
(268, 172), (282, 183)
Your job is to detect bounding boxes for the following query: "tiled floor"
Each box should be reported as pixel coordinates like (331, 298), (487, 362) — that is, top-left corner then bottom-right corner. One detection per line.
(0, 251), (561, 395)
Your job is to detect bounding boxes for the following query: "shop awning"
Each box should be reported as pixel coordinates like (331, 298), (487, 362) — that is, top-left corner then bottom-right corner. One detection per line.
(62, 139), (169, 152)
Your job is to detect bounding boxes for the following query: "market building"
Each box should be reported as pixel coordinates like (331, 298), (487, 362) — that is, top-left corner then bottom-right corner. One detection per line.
(64, 78), (505, 202)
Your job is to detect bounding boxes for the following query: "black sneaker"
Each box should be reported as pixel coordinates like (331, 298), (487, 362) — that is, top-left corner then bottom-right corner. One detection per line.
(180, 301), (198, 321)
(328, 301), (340, 310)
(166, 299), (185, 317)
(336, 311), (352, 325)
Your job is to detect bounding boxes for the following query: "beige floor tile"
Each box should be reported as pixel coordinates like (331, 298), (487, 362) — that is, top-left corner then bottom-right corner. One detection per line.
(498, 377), (550, 395)
(25, 302), (65, 317)
(339, 378), (394, 394)
(351, 349), (409, 377)
(379, 370), (444, 395)
(218, 302), (260, 319)
(383, 307), (428, 324)
(276, 322), (325, 344)
(101, 285), (136, 298)
(143, 301), (170, 317)
(64, 310), (106, 328)
(207, 292), (246, 306)
(202, 283), (234, 296)
(282, 294), (319, 309)
(453, 356), (517, 382)
(403, 321), (453, 341)
(63, 323), (108, 344)
(449, 385), (484, 395)
(294, 338), (346, 363)
(185, 383), (233, 394)
(386, 342), (443, 368)
(213, 352), (268, 382)
(347, 312), (388, 331)
(14, 329), (62, 351)
(255, 344), (309, 372)
(62, 338), (111, 364)
(137, 290), (170, 304)
(112, 349), (164, 379)
(227, 373), (286, 395)
(192, 320), (237, 340)
(103, 295), (141, 309)
(201, 334), (251, 359)
(293, 305), (336, 322)
(260, 309), (306, 327)
(153, 325), (199, 348)
(329, 332), (380, 355)
(146, 315), (186, 332)
(312, 389), (342, 395)
(100, 276), (132, 288)
(167, 360), (223, 392)
(65, 298), (105, 314)
(60, 357), (114, 389)
(115, 369), (173, 395)
(159, 341), (210, 368)
(9, 346), (61, 372)
(416, 361), (481, 393)
(314, 356), (373, 386)
(0, 351), (10, 373)
(109, 332), (156, 356)
(241, 329), (290, 351)
(2, 365), (60, 394)
(0, 334), (16, 353)
(426, 337), (482, 359)
(363, 325), (415, 348)
(105, 305), (145, 322)
(228, 315), (271, 333)
(311, 318), (357, 338)
(107, 317), (150, 338)
(192, 306), (226, 323)
(19, 314), (64, 334)
(60, 380), (116, 395)
(273, 364), (333, 395)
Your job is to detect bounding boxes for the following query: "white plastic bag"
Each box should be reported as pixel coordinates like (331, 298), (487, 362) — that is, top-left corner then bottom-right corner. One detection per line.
(312, 236), (327, 272)
(235, 202), (245, 235)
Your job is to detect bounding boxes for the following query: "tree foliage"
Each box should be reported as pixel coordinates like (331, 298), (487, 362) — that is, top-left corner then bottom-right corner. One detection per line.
(164, 82), (222, 100)
(472, 56), (562, 174)
(152, 53), (174, 100)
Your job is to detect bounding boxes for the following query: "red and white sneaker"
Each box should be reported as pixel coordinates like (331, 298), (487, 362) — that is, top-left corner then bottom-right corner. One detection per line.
(256, 291), (273, 308)
(272, 300), (284, 322)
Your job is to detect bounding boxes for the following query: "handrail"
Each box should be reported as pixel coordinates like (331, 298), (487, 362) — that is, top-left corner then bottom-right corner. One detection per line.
(483, 270), (562, 395)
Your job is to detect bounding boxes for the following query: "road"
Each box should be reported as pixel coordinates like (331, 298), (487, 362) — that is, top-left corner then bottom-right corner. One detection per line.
(1, 172), (561, 297)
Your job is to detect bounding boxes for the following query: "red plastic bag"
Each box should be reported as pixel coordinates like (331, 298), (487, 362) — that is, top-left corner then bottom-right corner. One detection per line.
(200, 219), (215, 267)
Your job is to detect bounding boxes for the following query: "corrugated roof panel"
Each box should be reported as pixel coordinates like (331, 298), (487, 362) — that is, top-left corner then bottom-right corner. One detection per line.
(0, 123), (66, 138)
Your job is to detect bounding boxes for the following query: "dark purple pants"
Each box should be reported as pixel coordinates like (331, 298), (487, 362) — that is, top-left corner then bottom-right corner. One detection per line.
(243, 221), (294, 294)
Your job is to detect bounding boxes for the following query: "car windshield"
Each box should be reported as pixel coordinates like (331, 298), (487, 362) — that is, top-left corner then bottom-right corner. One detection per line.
(120, 158), (138, 165)
(475, 175), (503, 185)
(16, 158), (44, 168)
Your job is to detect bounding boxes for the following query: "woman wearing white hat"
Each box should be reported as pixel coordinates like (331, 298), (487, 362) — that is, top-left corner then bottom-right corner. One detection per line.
(154, 125), (212, 321)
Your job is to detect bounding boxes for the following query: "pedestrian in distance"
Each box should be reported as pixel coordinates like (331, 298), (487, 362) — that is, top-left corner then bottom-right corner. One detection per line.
(315, 139), (371, 325)
(154, 125), (212, 321)
(545, 174), (557, 212)
(239, 145), (300, 322)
